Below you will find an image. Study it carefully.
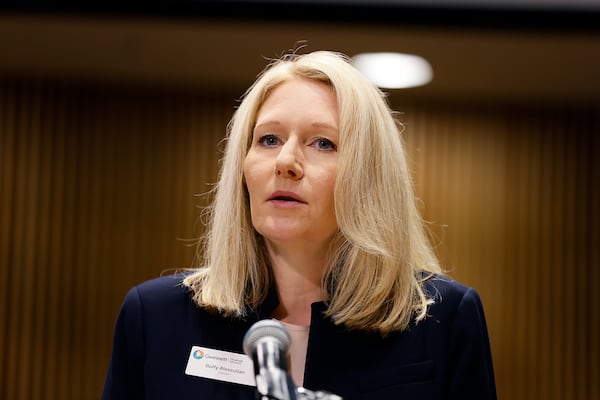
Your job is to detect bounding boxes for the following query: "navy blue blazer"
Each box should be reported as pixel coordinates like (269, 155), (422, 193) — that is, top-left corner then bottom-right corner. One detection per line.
(102, 274), (496, 399)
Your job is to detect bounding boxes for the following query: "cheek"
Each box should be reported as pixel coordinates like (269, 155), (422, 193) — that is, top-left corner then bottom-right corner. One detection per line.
(243, 155), (259, 194)
(319, 170), (337, 212)
(243, 153), (271, 207)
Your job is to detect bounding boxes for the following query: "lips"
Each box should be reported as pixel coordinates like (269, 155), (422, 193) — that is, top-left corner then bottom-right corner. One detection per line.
(268, 191), (306, 203)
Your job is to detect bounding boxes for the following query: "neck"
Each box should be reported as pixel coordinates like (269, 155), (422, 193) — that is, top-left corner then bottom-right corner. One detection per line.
(266, 240), (329, 326)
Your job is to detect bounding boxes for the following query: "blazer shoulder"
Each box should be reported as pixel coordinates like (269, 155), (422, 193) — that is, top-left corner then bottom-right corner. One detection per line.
(124, 273), (194, 313)
(136, 273), (188, 294)
(422, 274), (486, 318)
(423, 274), (471, 299)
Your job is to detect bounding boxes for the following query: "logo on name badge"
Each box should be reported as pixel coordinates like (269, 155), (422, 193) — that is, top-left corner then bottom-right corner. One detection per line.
(192, 349), (204, 359)
(185, 346), (256, 387)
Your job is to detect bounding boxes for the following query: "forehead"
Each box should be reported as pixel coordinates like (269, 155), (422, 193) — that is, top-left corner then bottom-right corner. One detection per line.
(256, 78), (339, 126)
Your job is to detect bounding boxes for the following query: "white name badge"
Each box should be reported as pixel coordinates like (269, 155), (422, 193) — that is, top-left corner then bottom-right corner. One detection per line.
(185, 346), (256, 387)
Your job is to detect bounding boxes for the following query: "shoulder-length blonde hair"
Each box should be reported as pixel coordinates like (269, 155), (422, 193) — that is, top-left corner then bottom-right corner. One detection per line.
(184, 50), (442, 334)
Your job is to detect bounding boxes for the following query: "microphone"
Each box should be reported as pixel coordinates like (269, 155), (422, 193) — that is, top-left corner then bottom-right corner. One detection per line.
(243, 319), (297, 400)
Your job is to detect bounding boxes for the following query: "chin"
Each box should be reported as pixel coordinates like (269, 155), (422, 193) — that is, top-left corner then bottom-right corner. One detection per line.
(258, 226), (308, 242)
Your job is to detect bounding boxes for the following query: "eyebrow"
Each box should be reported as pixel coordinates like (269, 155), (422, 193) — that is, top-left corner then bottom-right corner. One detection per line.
(254, 120), (338, 132)
(311, 121), (339, 132)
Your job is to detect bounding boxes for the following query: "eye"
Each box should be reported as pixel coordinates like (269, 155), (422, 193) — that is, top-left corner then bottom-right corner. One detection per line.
(257, 134), (281, 147)
(314, 138), (337, 151)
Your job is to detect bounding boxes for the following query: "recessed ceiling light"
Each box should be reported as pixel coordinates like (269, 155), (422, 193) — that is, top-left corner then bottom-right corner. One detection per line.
(351, 52), (433, 89)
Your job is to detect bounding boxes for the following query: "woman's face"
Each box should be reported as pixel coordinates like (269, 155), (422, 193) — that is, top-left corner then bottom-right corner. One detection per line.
(243, 77), (339, 249)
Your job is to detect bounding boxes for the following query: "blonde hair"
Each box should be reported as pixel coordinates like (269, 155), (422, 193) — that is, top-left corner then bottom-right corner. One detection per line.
(183, 50), (442, 334)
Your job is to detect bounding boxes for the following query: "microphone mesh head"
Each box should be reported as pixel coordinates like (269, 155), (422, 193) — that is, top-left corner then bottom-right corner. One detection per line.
(243, 319), (291, 356)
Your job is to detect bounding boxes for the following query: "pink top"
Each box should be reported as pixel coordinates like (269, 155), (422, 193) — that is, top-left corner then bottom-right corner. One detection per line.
(278, 320), (310, 387)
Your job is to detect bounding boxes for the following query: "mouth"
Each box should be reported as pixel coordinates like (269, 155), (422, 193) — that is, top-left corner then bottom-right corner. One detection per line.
(268, 191), (306, 204)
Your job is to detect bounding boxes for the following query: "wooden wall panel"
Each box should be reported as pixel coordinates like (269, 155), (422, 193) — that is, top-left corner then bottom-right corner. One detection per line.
(0, 80), (232, 399)
(1, 80), (598, 399)
(400, 102), (600, 400)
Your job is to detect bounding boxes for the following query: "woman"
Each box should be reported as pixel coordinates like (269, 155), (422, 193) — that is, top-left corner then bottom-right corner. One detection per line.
(103, 50), (497, 399)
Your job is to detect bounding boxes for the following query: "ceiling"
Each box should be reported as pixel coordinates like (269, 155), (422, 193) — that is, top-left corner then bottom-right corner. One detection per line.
(0, 1), (599, 104)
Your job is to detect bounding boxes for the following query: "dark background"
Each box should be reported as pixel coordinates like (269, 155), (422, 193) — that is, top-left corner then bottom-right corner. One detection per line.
(1, 1), (599, 399)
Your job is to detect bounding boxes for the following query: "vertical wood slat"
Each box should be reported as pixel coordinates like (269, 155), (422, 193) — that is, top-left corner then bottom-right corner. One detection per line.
(589, 129), (600, 400)
(0, 80), (13, 399)
(30, 82), (47, 400)
(1, 80), (599, 399)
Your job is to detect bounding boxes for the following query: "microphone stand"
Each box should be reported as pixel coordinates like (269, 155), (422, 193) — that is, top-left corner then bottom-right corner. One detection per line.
(244, 319), (342, 400)
(252, 339), (297, 400)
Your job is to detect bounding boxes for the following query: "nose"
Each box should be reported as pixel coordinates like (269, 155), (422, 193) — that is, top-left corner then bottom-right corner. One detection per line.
(275, 139), (303, 180)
